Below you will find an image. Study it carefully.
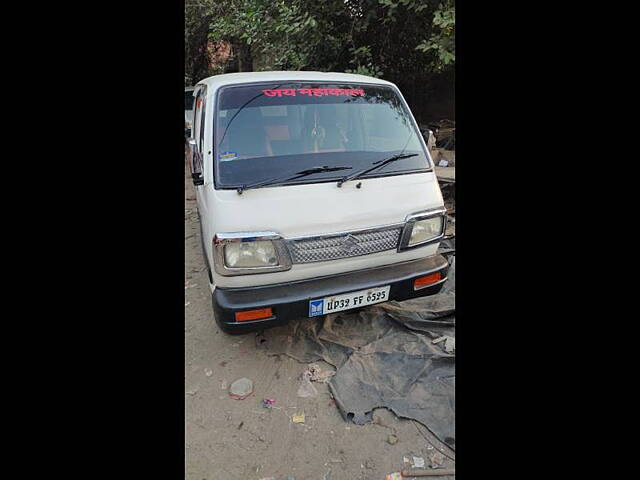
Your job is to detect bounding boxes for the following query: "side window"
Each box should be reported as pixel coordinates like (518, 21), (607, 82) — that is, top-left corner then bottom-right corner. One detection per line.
(192, 86), (207, 176)
(198, 87), (207, 153)
(193, 87), (204, 144)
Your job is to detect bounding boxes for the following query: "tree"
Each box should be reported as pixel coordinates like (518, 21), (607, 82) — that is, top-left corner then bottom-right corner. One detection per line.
(185, 0), (455, 120)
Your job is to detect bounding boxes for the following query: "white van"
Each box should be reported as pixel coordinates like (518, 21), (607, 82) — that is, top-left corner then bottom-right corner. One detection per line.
(187, 71), (449, 333)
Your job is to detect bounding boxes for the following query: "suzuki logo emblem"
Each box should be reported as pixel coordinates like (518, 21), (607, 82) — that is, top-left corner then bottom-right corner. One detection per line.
(341, 234), (359, 253)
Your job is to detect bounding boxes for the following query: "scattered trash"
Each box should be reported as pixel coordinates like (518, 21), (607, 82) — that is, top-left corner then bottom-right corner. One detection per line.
(404, 457), (411, 463)
(204, 368), (213, 377)
(292, 412), (305, 423)
(185, 388), (198, 396)
(229, 377), (253, 400)
(438, 159), (449, 167)
(444, 336), (455, 353)
(387, 434), (398, 445)
(296, 371), (318, 398)
(184, 301), (190, 307)
(307, 363), (336, 383)
(262, 398), (276, 408)
(385, 473), (402, 480)
(432, 335), (455, 353)
(401, 468), (456, 477)
(429, 451), (445, 468)
(412, 456), (426, 468)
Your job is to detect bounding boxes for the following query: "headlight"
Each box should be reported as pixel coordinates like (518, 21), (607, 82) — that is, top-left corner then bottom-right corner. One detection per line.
(408, 217), (443, 246)
(224, 241), (278, 268)
(398, 209), (447, 251)
(213, 232), (293, 276)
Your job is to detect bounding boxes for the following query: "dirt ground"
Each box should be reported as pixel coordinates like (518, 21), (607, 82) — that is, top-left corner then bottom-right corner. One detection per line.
(185, 166), (455, 480)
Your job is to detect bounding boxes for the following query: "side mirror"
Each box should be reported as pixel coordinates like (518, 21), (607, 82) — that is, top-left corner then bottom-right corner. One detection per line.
(187, 138), (204, 186)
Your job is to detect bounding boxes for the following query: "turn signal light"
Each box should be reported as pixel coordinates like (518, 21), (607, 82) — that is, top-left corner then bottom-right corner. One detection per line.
(414, 272), (442, 290)
(235, 308), (273, 322)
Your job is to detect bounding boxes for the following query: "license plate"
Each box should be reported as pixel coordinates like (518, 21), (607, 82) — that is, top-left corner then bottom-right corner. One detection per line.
(308, 285), (390, 317)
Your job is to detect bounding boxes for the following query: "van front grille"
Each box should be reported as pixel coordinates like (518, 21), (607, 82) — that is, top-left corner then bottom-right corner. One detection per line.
(286, 226), (402, 264)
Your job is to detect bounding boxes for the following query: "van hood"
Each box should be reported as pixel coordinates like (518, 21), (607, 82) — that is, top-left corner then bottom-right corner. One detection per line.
(209, 171), (444, 238)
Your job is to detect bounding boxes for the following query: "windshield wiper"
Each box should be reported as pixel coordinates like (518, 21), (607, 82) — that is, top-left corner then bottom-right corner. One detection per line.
(336, 153), (419, 187)
(237, 165), (352, 194)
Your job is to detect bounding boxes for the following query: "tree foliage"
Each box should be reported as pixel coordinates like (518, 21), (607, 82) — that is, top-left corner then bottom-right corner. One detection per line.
(185, 0), (455, 120)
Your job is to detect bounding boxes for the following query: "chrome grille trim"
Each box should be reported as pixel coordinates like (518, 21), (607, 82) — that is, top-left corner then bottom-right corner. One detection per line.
(286, 224), (403, 264)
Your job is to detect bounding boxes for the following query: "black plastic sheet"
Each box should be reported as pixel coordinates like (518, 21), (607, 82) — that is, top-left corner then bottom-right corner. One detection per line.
(258, 246), (455, 449)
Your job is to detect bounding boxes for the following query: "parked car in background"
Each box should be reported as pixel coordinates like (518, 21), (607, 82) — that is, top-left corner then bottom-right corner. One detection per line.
(185, 86), (195, 138)
(187, 71), (449, 334)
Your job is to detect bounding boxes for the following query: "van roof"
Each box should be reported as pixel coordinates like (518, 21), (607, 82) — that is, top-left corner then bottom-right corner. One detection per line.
(195, 71), (396, 91)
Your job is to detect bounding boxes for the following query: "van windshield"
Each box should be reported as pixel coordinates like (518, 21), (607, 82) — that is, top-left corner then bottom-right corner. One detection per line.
(214, 83), (430, 188)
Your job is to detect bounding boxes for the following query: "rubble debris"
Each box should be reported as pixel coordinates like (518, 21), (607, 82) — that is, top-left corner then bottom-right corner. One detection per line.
(429, 451), (445, 468)
(412, 456), (426, 468)
(229, 377), (253, 399)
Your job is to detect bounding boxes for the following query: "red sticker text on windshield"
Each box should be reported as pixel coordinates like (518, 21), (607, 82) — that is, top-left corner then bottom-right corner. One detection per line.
(262, 88), (365, 98)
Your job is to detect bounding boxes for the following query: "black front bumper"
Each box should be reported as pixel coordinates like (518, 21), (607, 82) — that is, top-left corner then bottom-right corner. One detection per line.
(212, 255), (449, 334)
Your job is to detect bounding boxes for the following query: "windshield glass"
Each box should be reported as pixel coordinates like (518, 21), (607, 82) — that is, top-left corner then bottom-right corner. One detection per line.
(215, 82), (429, 188)
(185, 91), (194, 111)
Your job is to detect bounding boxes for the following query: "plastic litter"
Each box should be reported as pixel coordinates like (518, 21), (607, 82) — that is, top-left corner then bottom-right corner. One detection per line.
(204, 368), (213, 377)
(296, 371), (318, 398)
(307, 363), (335, 383)
(387, 434), (398, 445)
(262, 398), (276, 408)
(229, 377), (253, 400)
(413, 456), (426, 468)
(385, 473), (402, 480)
(432, 335), (455, 353)
(292, 412), (305, 423)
